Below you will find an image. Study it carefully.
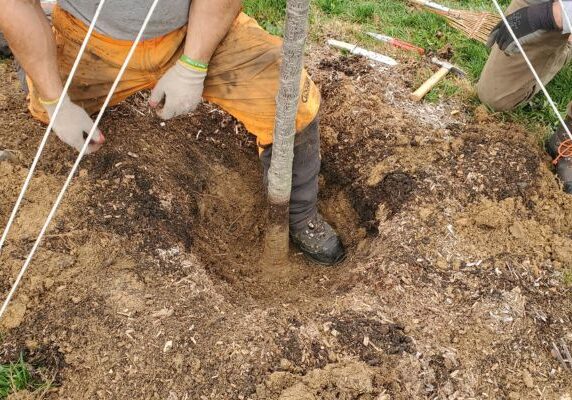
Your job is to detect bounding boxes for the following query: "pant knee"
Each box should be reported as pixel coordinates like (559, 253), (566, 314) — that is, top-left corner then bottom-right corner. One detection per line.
(476, 80), (528, 112)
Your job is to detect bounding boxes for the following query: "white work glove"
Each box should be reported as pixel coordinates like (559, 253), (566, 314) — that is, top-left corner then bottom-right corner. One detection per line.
(148, 61), (207, 120)
(42, 94), (105, 154)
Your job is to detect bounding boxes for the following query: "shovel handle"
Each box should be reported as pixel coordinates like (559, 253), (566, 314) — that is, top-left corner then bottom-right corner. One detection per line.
(410, 66), (450, 102)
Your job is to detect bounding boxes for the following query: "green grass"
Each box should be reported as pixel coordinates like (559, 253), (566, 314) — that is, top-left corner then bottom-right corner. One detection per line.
(0, 354), (32, 398)
(564, 267), (572, 287)
(243, 0), (572, 131)
(0, 352), (52, 399)
(243, 0), (286, 35)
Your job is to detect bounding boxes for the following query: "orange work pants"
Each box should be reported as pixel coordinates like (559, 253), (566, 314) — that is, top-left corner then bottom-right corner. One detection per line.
(29, 6), (321, 147)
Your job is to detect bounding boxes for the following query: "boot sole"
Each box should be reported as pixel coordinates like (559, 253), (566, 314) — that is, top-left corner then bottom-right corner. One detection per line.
(298, 246), (347, 266)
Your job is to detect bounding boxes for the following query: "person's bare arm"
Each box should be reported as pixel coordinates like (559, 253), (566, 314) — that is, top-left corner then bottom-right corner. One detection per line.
(0, 0), (63, 100)
(0, 1), (104, 152)
(149, 0), (242, 119)
(184, 0), (242, 64)
(554, 2), (564, 29)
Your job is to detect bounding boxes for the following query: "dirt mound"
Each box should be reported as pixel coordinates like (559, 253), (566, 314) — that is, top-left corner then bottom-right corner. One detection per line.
(0, 51), (571, 399)
(256, 362), (381, 399)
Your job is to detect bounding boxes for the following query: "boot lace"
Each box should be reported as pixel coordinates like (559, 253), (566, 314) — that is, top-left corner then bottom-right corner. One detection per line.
(304, 215), (327, 239)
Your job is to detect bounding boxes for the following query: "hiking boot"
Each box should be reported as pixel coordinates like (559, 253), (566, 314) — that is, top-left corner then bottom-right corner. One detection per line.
(546, 116), (572, 193)
(290, 214), (346, 266)
(260, 117), (346, 265)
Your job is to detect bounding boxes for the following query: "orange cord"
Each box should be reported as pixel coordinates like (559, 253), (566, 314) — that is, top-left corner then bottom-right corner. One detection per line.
(553, 139), (572, 165)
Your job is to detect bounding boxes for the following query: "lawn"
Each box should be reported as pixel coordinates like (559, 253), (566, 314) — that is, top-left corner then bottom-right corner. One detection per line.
(244, 0), (572, 132)
(0, 355), (34, 399)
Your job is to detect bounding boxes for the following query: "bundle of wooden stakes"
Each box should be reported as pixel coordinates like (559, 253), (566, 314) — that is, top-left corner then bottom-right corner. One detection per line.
(409, 0), (500, 44)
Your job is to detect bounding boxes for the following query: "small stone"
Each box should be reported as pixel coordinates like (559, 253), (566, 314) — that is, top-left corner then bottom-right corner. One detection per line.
(443, 355), (456, 370)
(25, 340), (39, 351)
(522, 370), (534, 388)
(328, 352), (338, 362)
(474, 104), (492, 123)
(190, 358), (201, 373)
(44, 278), (55, 289)
(278, 383), (315, 400)
(455, 217), (470, 227)
(418, 208), (432, 220)
(2, 302), (27, 329)
(152, 308), (174, 318)
(279, 358), (293, 370)
(71, 296), (81, 304)
(56, 255), (75, 269)
(436, 259), (448, 270)
(0, 150), (17, 163)
(163, 340), (173, 353)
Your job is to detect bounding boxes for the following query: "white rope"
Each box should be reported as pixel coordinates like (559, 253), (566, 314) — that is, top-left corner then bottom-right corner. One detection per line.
(0, 0), (108, 256)
(0, 0), (161, 321)
(490, 0), (572, 142)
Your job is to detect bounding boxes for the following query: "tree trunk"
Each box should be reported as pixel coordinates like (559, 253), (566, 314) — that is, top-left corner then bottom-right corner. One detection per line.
(263, 0), (311, 265)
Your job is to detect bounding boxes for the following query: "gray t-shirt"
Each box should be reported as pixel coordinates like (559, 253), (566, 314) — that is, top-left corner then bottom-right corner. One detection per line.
(58, 0), (191, 40)
(562, 1), (572, 33)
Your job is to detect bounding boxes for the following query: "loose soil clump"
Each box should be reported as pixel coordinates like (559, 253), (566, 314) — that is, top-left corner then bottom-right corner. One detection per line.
(0, 51), (571, 399)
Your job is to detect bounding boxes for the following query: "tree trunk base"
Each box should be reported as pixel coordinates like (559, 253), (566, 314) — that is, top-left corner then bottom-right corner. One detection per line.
(262, 201), (290, 267)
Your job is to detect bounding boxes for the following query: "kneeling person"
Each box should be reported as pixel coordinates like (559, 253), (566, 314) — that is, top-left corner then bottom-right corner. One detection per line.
(0, 0), (345, 265)
(478, 0), (572, 193)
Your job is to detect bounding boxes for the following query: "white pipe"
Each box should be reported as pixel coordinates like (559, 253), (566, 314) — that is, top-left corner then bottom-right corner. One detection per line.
(327, 39), (398, 66)
(0, 0), (161, 321)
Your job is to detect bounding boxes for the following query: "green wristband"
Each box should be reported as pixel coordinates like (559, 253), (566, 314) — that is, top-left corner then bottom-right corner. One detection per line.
(179, 54), (208, 72)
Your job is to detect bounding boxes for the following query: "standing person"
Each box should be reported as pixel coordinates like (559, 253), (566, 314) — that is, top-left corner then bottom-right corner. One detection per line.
(0, 0), (346, 265)
(478, 0), (572, 192)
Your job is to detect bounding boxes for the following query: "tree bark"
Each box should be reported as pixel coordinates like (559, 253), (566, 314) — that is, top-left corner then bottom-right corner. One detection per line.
(263, 0), (311, 265)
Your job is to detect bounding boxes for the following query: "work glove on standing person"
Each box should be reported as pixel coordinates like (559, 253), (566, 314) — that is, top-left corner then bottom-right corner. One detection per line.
(42, 94), (105, 154)
(486, 1), (559, 55)
(148, 56), (207, 120)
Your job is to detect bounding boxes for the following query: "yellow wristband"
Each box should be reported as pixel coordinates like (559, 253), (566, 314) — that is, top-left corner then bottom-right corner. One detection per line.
(38, 96), (60, 106)
(177, 59), (208, 73)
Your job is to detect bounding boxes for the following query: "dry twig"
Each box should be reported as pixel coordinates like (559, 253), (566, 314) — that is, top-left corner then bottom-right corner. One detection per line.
(552, 340), (572, 371)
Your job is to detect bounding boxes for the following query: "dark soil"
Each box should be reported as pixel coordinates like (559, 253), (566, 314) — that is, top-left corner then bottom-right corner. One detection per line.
(330, 311), (415, 364)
